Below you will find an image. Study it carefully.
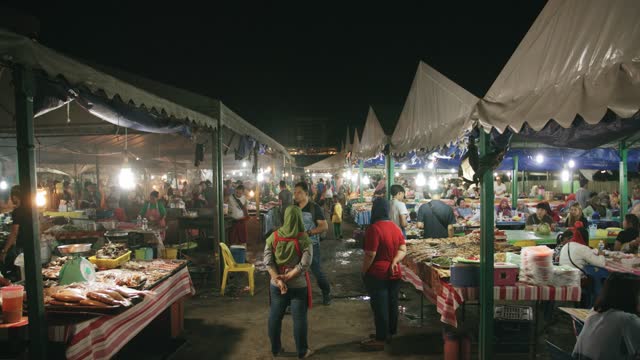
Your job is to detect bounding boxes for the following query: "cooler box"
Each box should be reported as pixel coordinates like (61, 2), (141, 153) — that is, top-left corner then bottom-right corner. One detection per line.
(450, 263), (480, 287)
(230, 245), (246, 264)
(494, 262), (519, 286)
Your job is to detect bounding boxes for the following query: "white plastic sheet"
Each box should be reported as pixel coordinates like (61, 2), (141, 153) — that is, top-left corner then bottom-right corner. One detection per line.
(474, 0), (640, 133)
(352, 128), (361, 156)
(391, 62), (477, 154)
(305, 153), (347, 172)
(356, 107), (387, 160)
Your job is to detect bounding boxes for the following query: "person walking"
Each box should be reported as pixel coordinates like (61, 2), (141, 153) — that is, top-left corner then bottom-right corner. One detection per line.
(294, 181), (332, 305)
(361, 198), (407, 351)
(331, 197), (343, 239)
(389, 185), (409, 237)
(264, 205), (314, 359)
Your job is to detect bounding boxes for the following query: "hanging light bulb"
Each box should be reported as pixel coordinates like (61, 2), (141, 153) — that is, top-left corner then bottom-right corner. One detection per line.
(248, 190), (255, 198)
(535, 154), (544, 164)
(362, 175), (370, 185)
(428, 176), (438, 190)
(266, 166), (272, 173)
(494, 172), (498, 177)
(36, 189), (47, 207)
(351, 172), (358, 182)
(395, 172), (400, 177)
(119, 157), (135, 190)
(150, 175), (155, 180)
(561, 169), (570, 182)
(242, 161), (247, 168)
(568, 160), (575, 168)
(257, 172), (265, 182)
(401, 164), (407, 170)
(415, 173), (426, 187)
(427, 161), (435, 169)
(450, 168), (456, 173)
(0, 180), (8, 190)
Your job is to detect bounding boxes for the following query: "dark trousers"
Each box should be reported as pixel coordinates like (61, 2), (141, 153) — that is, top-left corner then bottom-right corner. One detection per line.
(333, 223), (341, 238)
(310, 243), (331, 296)
(268, 285), (308, 358)
(363, 274), (400, 341)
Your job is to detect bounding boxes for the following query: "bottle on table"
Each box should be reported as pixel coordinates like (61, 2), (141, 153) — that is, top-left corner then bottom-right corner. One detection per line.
(136, 215), (142, 228)
(598, 240), (605, 252)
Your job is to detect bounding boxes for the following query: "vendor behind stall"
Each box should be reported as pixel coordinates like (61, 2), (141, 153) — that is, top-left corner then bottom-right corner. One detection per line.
(140, 191), (167, 228)
(80, 182), (101, 209)
(1, 186), (27, 280)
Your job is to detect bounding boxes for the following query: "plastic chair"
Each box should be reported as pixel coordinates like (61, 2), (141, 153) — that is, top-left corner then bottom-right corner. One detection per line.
(219, 243), (255, 296)
(582, 265), (609, 307)
(545, 340), (573, 360)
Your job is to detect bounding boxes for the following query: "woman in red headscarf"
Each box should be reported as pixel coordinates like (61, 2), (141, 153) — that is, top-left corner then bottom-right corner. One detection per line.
(558, 221), (605, 270)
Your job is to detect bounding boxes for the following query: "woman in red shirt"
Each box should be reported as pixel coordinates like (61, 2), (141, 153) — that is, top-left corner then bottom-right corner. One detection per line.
(360, 198), (407, 351)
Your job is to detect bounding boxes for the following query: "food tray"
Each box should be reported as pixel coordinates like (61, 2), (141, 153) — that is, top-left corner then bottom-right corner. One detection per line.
(89, 251), (131, 269)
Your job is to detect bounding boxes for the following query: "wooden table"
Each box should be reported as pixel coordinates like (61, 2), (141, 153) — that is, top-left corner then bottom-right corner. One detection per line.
(559, 307), (592, 323)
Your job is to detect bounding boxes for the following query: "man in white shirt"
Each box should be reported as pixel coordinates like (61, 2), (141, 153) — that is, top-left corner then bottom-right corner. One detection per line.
(228, 185), (249, 244)
(389, 185), (409, 237)
(494, 176), (507, 197)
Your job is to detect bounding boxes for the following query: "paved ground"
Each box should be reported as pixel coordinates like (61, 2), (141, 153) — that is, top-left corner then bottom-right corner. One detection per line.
(117, 211), (579, 360)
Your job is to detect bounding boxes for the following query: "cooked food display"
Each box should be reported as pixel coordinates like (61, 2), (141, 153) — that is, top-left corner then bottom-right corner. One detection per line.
(95, 242), (129, 259)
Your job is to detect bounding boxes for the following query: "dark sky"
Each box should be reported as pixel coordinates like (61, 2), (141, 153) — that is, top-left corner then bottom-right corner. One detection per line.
(10, 2), (546, 147)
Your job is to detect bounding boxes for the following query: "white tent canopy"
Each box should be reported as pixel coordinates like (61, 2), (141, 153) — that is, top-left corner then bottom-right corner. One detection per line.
(473, 0), (640, 133)
(0, 29), (289, 158)
(391, 62), (477, 154)
(356, 107), (387, 160)
(343, 127), (352, 153)
(304, 153), (346, 172)
(352, 128), (361, 156)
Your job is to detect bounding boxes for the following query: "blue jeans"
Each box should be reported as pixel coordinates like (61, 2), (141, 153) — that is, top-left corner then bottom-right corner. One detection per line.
(268, 285), (308, 358)
(311, 243), (331, 296)
(363, 274), (400, 341)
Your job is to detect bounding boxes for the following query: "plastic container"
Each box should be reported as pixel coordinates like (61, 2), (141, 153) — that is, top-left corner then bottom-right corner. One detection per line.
(162, 247), (178, 259)
(494, 262), (519, 286)
(450, 263), (479, 287)
(134, 247), (153, 260)
(1, 285), (24, 323)
(88, 251), (131, 269)
(230, 245), (246, 264)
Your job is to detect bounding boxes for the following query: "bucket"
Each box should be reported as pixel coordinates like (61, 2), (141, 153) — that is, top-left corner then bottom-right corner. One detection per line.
(230, 245), (246, 264)
(1, 285), (24, 323)
(135, 247), (154, 260)
(162, 247), (178, 259)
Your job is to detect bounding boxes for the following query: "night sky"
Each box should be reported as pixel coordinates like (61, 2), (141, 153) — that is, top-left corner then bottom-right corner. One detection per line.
(9, 2), (546, 147)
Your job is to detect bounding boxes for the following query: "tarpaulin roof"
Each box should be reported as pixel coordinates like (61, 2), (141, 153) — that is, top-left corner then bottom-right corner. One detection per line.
(473, 0), (640, 135)
(0, 29), (290, 158)
(304, 153), (346, 172)
(391, 62), (477, 154)
(356, 107), (387, 160)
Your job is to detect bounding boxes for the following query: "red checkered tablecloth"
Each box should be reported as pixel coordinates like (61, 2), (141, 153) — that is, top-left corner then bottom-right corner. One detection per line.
(604, 259), (640, 276)
(48, 267), (195, 360)
(401, 260), (581, 327)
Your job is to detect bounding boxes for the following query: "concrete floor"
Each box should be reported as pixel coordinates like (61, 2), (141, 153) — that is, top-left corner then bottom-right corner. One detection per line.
(123, 211), (579, 360)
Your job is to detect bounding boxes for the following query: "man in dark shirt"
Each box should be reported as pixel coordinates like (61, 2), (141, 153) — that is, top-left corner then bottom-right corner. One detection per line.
(277, 181), (292, 224)
(1, 186), (28, 280)
(295, 181), (332, 305)
(203, 180), (215, 208)
(417, 194), (456, 238)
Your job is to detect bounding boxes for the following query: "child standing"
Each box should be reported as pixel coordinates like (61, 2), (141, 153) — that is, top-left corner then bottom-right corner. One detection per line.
(331, 197), (343, 239)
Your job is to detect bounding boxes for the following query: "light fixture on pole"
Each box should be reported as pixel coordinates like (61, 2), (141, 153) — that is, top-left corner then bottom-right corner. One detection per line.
(401, 164), (407, 170)
(242, 161), (247, 168)
(119, 158), (135, 190)
(415, 172), (426, 187)
(568, 159), (575, 168)
(535, 154), (544, 164)
(362, 175), (370, 185)
(561, 169), (570, 182)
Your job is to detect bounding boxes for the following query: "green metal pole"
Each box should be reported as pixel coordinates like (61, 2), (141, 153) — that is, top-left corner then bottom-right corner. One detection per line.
(385, 154), (394, 201)
(479, 131), (494, 360)
(511, 155), (519, 209)
(14, 65), (47, 359)
(214, 122), (225, 289)
(359, 160), (364, 202)
(620, 141), (628, 219)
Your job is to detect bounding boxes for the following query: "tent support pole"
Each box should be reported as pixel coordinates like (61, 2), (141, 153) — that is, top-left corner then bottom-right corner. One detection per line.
(620, 140), (628, 220)
(385, 153), (394, 201)
(14, 64), (47, 359)
(511, 155), (518, 209)
(358, 160), (364, 202)
(479, 131), (494, 360)
(213, 123), (225, 289)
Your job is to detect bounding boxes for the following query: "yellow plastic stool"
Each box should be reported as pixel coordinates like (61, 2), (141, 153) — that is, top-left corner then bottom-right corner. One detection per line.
(512, 240), (537, 248)
(219, 243), (255, 296)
